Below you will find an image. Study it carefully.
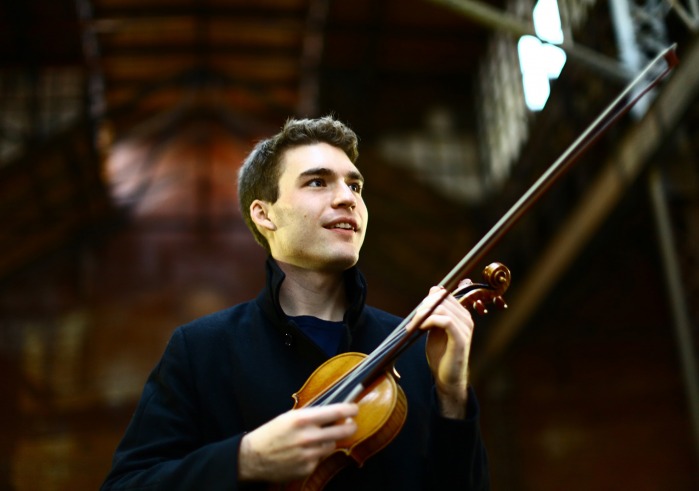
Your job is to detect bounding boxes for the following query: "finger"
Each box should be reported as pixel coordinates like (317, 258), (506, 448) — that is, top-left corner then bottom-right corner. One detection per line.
(318, 417), (357, 441)
(417, 301), (473, 335)
(315, 440), (338, 455)
(424, 286), (474, 320)
(434, 294), (475, 326)
(406, 287), (450, 333)
(299, 439), (339, 465)
(295, 403), (358, 428)
(299, 415), (357, 449)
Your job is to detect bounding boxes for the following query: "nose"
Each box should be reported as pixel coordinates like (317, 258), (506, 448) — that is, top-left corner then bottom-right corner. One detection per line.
(333, 182), (357, 209)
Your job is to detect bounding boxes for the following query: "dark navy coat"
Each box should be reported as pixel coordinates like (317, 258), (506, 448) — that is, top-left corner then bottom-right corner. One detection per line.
(102, 258), (490, 490)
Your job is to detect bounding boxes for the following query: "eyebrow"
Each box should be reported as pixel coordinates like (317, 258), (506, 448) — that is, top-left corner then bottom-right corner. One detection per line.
(298, 167), (365, 183)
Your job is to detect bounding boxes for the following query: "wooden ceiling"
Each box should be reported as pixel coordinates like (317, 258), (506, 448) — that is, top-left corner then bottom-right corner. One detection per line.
(0, 0), (493, 140)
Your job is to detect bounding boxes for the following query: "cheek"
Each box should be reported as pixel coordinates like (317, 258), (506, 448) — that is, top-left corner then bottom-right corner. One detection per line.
(270, 204), (295, 226)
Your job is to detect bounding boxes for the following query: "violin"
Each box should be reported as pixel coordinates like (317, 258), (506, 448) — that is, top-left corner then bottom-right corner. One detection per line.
(276, 262), (511, 491)
(275, 44), (678, 491)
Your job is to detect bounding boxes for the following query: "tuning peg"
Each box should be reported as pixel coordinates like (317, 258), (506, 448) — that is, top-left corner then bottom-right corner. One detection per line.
(472, 300), (488, 315)
(494, 296), (508, 310)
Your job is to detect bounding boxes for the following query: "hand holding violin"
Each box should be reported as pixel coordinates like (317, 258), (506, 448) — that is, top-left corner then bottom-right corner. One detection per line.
(411, 280), (475, 420)
(238, 403), (358, 483)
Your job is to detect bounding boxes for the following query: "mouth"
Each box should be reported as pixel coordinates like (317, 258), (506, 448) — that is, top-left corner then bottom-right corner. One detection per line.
(325, 220), (358, 232)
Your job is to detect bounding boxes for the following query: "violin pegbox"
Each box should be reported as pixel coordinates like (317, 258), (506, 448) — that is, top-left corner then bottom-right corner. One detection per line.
(452, 262), (511, 315)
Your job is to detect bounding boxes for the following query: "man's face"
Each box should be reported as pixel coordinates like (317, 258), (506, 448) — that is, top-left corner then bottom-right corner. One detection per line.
(260, 142), (368, 272)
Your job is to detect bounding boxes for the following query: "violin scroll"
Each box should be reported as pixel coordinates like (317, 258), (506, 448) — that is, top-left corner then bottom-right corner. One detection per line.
(452, 262), (510, 315)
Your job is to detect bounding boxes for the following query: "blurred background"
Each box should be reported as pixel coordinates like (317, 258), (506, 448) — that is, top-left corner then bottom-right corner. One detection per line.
(1, 0), (698, 489)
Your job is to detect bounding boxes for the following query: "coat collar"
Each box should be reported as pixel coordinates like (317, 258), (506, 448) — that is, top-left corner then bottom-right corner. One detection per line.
(255, 257), (368, 357)
(258, 256), (367, 328)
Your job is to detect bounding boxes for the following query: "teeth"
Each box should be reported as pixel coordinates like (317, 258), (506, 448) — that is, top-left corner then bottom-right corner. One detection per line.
(333, 223), (354, 230)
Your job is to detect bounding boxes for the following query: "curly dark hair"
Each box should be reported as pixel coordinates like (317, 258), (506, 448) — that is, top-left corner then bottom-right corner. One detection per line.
(238, 115), (359, 252)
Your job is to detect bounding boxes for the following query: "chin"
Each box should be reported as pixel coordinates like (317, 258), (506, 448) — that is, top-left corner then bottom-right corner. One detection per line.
(281, 249), (358, 273)
(328, 258), (358, 272)
(323, 252), (359, 272)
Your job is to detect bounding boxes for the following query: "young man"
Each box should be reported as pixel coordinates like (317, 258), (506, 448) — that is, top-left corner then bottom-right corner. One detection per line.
(102, 116), (490, 490)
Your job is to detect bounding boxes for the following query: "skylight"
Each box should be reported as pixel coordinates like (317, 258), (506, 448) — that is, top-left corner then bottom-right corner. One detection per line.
(518, 0), (567, 111)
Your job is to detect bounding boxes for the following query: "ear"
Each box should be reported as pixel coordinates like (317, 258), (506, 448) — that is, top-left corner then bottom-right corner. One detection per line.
(250, 200), (277, 232)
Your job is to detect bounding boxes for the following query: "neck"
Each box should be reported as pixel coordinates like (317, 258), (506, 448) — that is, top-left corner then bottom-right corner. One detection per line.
(275, 260), (348, 321)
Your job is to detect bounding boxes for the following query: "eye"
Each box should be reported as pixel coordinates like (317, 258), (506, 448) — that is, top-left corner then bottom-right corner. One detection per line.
(348, 182), (363, 193)
(307, 178), (325, 187)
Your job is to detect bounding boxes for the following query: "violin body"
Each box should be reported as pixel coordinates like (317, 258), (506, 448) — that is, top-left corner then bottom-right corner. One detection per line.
(277, 352), (407, 491)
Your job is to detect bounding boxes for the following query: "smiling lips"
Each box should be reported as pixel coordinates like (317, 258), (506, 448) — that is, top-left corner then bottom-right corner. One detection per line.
(331, 223), (355, 231)
(325, 219), (358, 232)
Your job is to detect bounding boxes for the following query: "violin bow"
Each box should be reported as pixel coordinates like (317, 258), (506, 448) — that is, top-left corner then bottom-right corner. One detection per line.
(341, 43), (679, 401)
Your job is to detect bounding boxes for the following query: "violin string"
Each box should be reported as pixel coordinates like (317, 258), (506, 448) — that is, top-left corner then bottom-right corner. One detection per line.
(312, 279), (505, 405)
(311, 329), (408, 406)
(311, 282), (496, 406)
(312, 288), (455, 406)
(309, 320), (414, 407)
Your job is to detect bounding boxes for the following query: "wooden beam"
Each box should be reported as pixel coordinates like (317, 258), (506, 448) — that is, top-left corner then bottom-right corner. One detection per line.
(429, 0), (631, 83)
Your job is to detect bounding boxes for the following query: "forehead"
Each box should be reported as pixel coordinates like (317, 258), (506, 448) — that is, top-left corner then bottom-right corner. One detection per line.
(279, 142), (359, 178)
